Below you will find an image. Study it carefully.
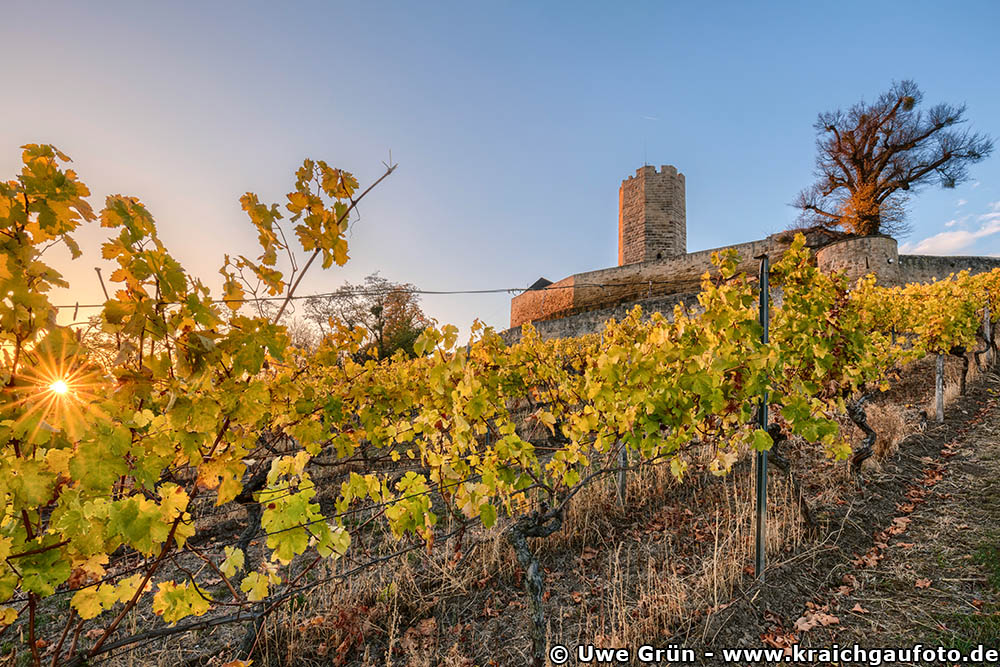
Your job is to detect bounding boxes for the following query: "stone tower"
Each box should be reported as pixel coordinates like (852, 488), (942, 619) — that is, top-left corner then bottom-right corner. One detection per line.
(618, 165), (686, 265)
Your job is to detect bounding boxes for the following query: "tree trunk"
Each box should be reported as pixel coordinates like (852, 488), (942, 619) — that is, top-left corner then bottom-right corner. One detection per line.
(616, 443), (627, 506)
(506, 511), (563, 667)
(935, 354), (945, 423)
(950, 346), (968, 396)
(848, 393), (877, 470)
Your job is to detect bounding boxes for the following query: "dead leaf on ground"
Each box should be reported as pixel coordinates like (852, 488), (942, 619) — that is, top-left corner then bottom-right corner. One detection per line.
(761, 631), (797, 656)
(794, 610), (839, 632)
(851, 603), (870, 614)
(889, 517), (911, 535)
(915, 578), (932, 589)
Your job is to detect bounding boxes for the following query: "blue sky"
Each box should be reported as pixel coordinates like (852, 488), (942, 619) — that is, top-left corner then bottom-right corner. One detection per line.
(3, 1), (999, 333)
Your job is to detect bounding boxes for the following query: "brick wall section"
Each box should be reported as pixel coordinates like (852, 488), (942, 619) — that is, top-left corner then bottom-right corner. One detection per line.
(898, 255), (1000, 284)
(618, 165), (686, 265)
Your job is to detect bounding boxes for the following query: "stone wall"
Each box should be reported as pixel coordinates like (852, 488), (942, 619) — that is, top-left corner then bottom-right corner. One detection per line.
(815, 235), (900, 285)
(898, 254), (1000, 284)
(509, 275), (575, 330)
(510, 236), (787, 328)
(503, 292), (701, 344)
(618, 165), (686, 265)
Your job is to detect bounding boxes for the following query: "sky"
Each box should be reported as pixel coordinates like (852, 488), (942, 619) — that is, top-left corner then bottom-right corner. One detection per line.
(3, 1), (999, 336)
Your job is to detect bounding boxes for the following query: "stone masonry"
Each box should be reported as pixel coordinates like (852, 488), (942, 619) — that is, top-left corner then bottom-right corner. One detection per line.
(510, 164), (1000, 338)
(618, 165), (686, 265)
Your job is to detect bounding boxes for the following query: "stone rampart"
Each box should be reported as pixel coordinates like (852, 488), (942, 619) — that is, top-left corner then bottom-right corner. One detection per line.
(898, 254), (1000, 284)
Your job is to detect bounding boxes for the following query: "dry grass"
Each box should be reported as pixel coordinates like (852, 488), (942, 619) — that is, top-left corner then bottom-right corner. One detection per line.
(240, 452), (809, 666)
(868, 402), (908, 460)
(568, 466), (805, 652)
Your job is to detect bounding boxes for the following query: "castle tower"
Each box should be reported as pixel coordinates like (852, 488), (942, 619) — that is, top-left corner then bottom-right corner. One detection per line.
(618, 165), (686, 265)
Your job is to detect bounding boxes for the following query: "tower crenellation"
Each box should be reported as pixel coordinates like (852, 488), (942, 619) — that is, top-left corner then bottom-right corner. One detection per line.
(618, 164), (686, 265)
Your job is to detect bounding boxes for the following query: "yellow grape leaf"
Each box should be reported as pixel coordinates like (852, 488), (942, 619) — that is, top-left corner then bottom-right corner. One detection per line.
(0, 606), (16, 626)
(114, 574), (146, 603)
(535, 410), (556, 435)
(220, 546), (245, 578)
(77, 553), (110, 577)
(45, 448), (73, 477)
(153, 581), (212, 625)
(240, 572), (269, 601)
(70, 587), (106, 620)
(670, 456), (688, 480)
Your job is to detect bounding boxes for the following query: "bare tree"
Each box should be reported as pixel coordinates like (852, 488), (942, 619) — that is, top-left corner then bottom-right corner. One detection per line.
(304, 273), (431, 359)
(794, 80), (993, 236)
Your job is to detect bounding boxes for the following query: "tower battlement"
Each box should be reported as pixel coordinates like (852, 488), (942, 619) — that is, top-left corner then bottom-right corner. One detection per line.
(618, 164), (686, 265)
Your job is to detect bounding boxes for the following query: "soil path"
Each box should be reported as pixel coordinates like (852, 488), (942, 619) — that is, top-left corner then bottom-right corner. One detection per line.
(828, 375), (1000, 655)
(706, 370), (1000, 663)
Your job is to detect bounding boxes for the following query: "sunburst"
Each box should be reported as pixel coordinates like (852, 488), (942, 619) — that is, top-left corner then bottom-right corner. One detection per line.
(5, 334), (108, 442)
(49, 379), (70, 396)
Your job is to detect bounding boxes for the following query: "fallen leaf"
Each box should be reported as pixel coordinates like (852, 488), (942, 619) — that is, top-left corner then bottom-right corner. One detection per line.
(889, 517), (911, 535)
(761, 631), (797, 656)
(915, 578), (932, 589)
(853, 549), (881, 568)
(851, 603), (870, 614)
(794, 611), (839, 632)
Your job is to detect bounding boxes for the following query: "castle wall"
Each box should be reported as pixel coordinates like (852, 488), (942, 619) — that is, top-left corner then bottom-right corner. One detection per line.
(510, 236), (786, 328)
(575, 238), (774, 309)
(815, 235), (900, 285)
(509, 162), (1000, 338)
(506, 234), (1000, 342)
(504, 292), (701, 343)
(898, 255), (1000, 284)
(509, 275), (575, 329)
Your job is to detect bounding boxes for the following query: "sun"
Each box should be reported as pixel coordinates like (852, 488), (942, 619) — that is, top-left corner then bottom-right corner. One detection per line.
(49, 379), (70, 396)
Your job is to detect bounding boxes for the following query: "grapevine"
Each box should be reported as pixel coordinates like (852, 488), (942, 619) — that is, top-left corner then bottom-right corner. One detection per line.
(1, 144), (997, 665)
